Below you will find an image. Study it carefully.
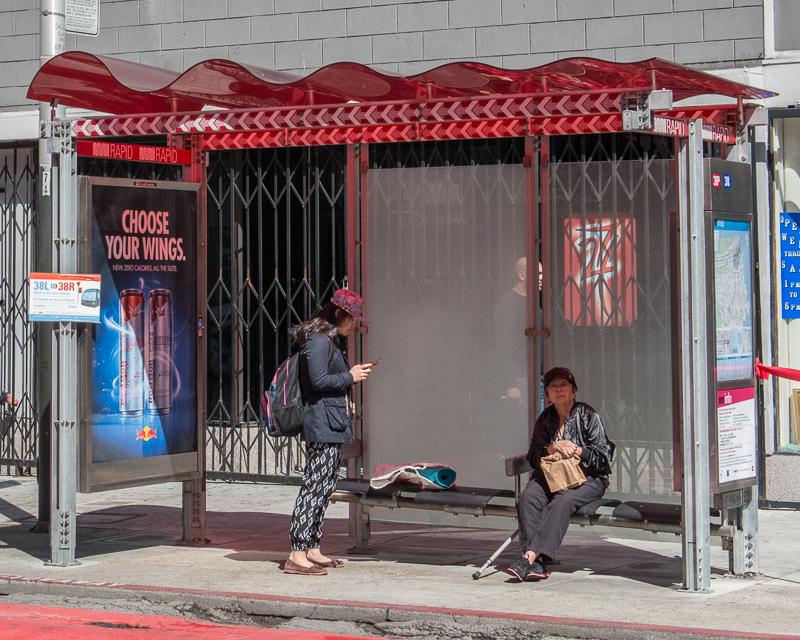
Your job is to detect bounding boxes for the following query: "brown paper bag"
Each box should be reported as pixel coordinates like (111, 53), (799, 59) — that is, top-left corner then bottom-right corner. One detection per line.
(540, 454), (586, 492)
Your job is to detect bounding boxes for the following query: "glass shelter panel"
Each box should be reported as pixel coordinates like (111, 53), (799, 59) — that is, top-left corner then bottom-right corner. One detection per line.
(365, 163), (529, 491)
(548, 136), (678, 501)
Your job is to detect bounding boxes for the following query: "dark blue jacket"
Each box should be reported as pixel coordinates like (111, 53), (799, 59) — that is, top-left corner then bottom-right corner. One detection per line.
(299, 332), (354, 443)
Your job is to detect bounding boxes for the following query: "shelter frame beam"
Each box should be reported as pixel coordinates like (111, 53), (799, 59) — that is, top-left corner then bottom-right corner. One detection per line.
(678, 120), (712, 592)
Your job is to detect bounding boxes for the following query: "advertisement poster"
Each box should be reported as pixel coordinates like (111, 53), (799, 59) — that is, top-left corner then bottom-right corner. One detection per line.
(89, 183), (197, 464)
(717, 387), (757, 484)
(563, 216), (637, 327)
(29, 272), (102, 323)
(713, 220), (753, 382)
(780, 212), (800, 319)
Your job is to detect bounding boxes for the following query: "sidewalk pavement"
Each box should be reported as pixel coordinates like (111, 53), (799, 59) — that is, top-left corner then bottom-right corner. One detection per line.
(1, 476), (799, 639)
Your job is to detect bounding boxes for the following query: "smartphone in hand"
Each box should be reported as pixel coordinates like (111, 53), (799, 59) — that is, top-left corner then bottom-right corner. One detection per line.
(365, 357), (383, 367)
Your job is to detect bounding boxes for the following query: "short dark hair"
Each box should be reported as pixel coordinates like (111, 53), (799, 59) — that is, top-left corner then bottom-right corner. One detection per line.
(544, 367), (577, 391)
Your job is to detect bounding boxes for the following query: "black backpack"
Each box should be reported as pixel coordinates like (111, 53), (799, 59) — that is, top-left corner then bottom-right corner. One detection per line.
(261, 353), (304, 437)
(261, 337), (336, 437)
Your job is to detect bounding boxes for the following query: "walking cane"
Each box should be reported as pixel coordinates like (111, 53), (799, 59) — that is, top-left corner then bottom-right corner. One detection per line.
(472, 529), (518, 580)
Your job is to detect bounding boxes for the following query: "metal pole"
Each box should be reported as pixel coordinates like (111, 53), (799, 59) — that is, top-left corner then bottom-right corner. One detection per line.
(752, 115), (772, 408)
(345, 144), (358, 542)
(679, 120), (712, 591)
(47, 120), (79, 567)
(678, 136), (696, 589)
(181, 135), (208, 545)
(39, 1), (66, 186)
(347, 143), (373, 555)
(35, 0), (66, 536)
(743, 111), (769, 576)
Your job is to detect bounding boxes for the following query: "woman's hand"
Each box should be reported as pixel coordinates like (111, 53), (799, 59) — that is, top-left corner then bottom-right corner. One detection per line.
(548, 440), (577, 458)
(349, 364), (373, 382)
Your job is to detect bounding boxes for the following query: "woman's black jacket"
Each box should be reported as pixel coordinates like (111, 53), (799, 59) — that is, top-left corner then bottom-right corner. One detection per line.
(526, 402), (614, 479)
(298, 332), (354, 444)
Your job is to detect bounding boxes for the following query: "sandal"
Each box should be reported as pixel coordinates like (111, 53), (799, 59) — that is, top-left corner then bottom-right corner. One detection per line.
(283, 559), (328, 575)
(311, 557), (345, 568)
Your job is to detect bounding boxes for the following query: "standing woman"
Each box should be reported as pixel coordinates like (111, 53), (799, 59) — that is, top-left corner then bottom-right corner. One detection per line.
(284, 289), (372, 576)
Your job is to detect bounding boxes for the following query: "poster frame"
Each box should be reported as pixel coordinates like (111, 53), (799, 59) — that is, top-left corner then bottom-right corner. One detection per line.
(707, 209), (758, 493)
(78, 176), (204, 492)
(712, 214), (756, 390)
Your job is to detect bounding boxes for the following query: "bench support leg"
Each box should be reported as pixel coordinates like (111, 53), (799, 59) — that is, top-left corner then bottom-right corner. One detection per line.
(347, 503), (376, 555)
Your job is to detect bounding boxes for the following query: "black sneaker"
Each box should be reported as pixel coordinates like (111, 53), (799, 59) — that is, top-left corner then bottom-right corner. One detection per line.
(507, 556), (530, 582)
(525, 559), (550, 581)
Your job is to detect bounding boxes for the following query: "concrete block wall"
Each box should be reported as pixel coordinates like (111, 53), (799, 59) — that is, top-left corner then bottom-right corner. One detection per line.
(0, 0), (765, 111)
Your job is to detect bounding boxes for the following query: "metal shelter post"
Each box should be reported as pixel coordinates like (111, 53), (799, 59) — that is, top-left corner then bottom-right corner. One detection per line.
(348, 142), (373, 555)
(741, 109), (770, 576)
(678, 119), (712, 591)
(181, 134), (209, 545)
(720, 111), (767, 577)
(35, 0), (67, 535)
(47, 119), (79, 566)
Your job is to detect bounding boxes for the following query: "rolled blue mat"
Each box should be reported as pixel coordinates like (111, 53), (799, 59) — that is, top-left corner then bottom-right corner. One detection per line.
(418, 466), (456, 489)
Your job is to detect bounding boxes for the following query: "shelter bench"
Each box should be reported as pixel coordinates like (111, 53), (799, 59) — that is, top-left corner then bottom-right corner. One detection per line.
(330, 453), (734, 578)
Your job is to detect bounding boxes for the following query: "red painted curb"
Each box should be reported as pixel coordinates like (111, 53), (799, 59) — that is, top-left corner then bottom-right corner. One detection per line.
(0, 601), (374, 640)
(1, 574), (798, 640)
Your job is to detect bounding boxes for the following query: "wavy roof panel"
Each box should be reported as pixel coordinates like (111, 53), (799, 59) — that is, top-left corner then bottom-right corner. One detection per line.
(27, 51), (775, 116)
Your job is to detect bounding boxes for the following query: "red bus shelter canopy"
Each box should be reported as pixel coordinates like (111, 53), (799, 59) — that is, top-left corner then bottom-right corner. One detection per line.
(29, 51), (773, 115)
(27, 52), (775, 149)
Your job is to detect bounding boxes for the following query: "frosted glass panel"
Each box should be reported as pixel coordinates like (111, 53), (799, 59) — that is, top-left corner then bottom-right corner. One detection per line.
(365, 164), (529, 490)
(549, 157), (677, 501)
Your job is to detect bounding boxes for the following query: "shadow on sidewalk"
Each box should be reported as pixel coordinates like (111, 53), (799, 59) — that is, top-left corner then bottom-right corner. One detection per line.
(0, 501), (693, 588)
(0, 480), (32, 524)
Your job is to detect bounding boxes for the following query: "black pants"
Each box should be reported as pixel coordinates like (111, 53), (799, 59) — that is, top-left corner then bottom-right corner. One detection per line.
(289, 442), (342, 551)
(517, 474), (606, 562)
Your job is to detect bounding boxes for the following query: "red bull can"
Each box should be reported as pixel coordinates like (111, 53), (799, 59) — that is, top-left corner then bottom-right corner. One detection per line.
(119, 289), (145, 416)
(148, 288), (173, 414)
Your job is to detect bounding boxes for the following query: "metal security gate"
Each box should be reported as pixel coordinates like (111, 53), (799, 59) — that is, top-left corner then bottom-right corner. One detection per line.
(206, 147), (346, 481)
(0, 145), (38, 475)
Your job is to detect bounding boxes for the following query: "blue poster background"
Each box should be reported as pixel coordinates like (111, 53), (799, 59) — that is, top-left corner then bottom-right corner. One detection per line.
(781, 212), (800, 319)
(90, 185), (197, 462)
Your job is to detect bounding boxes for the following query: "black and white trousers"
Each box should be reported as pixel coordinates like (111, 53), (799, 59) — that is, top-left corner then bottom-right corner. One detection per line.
(289, 442), (343, 551)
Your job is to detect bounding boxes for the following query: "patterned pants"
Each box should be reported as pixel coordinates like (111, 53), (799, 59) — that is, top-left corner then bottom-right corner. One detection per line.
(289, 442), (343, 551)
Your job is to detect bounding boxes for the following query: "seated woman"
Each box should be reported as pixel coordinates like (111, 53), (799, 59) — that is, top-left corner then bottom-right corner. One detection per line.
(508, 367), (614, 582)
(0, 391), (18, 439)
